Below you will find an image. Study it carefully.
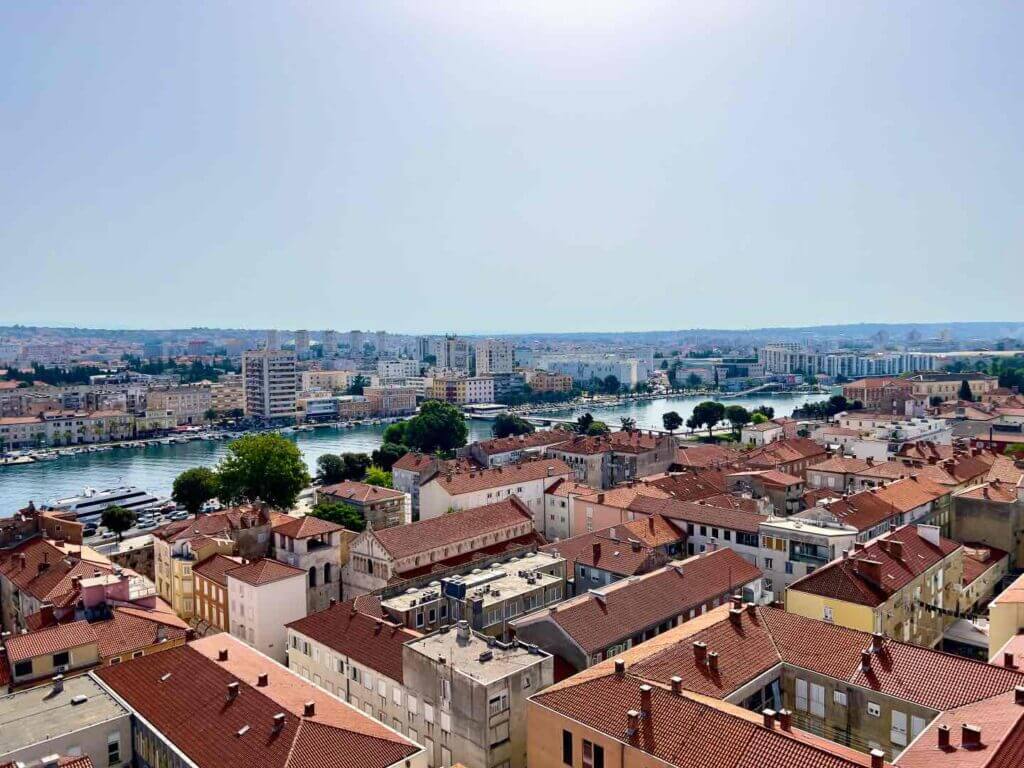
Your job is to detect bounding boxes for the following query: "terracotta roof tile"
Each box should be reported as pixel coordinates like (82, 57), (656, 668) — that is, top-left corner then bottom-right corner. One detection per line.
(629, 495), (766, 534)
(5, 620), (97, 662)
(287, 599), (420, 683)
(93, 607), (189, 659)
(429, 458), (571, 495)
(962, 543), (1009, 586)
(471, 430), (570, 456)
(273, 514), (346, 539)
(226, 558), (305, 587)
(151, 504), (268, 544)
(193, 553), (244, 586)
(318, 481), (404, 504)
(673, 443), (742, 469)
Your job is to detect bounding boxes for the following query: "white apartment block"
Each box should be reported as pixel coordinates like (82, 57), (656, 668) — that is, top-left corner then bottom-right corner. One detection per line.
(226, 559), (307, 662)
(758, 346), (937, 377)
(474, 339), (515, 375)
(242, 348), (297, 421)
(377, 358), (422, 381)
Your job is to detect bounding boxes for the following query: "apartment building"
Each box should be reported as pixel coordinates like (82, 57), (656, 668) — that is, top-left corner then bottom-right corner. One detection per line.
(272, 514), (348, 613)
(93, 634), (426, 768)
(427, 375), (495, 405)
(512, 548), (762, 674)
(459, 430), (570, 468)
(209, 373), (244, 415)
(523, 369), (572, 393)
(474, 339), (515, 375)
(759, 345), (936, 377)
(843, 377), (917, 412)
(546, 431), (676, 490)
(739, 436), (828, 475)
(151, 505), (272, 619)
(342, 497), (544, 598)
(418, 458), (571, 522)
(226, 558), (306, 662)
(381, 551), (566, 640)
(786, 525), (963, 647)
(144, 383), (212, 425)
(757, 516), (859, 594)
(0, 410), (134, 450)
(392, 452), (483, 520)
(528, 602), (1024, 766)
(0, 675), (131, 768)
(377, 358), (421, 381)
(904, 371), (1000, 401)
(192, 553), (242, 632)
(318, 480), (410, 529)
(725, 469), (804, 515)
(242, 348), (296, 421)
(952, 469), (1024, 568)
(363, 385), (417, 416)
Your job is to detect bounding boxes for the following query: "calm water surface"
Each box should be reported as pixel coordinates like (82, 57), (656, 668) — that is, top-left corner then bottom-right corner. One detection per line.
(0, 392), (823, 509)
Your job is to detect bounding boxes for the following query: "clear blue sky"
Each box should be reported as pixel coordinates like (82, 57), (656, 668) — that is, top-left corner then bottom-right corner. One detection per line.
(2, 2), (1021, 333)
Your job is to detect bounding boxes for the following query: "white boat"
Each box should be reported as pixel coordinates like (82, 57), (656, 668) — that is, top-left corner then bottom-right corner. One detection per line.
(50, 486), (172, 520)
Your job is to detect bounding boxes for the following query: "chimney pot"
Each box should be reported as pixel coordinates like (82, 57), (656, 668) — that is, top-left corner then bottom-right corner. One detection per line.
(870, 748), (885, 768)
(961, 723), (982, 749)
(303, 701), (316, 717)
(937, 724), (951, 750)
(329, 598), (337, 607)
(729, 607), (743, 626)
(1004, 652), (1017, 670)
(871, 632), (884, 652)
(1015, 686), (1024, 706)
(51, 674), (64, 694)
(592, 542), (601, 560)
(778, 708), (792, 731)
(626, 709), (640, 735)
(614, 658), (626, 677)
(670, 676), (682, 696)
(707, 651), (719, 673)
(762, 708), (776, 729)
(258, 673), (269, 687)
(227, 681), (239, 700)
(273, 712), (286, 731)
(218, 648), (229, 661)
(693, 641), (707, 663)
(861, 650), (872, 670)
(639, 684), (653, 712)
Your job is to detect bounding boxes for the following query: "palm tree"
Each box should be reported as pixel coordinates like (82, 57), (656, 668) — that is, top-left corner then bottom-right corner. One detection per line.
(620, 417), (636, 432)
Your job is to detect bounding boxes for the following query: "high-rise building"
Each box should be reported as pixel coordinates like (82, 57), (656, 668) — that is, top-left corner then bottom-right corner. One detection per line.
(375, 330), (388, 356)
(242, 348), (297, 421)
(265, 329), (280, 350)
(475, 339), (515, 375)
(294, 329), (310, 359)
(348, 329), (364, 354)
(321, 329), (338, 357)
(441, 334), (470, 372)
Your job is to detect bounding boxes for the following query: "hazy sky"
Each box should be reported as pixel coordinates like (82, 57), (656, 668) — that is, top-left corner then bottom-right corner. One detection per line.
(2, 2), (1021, 333)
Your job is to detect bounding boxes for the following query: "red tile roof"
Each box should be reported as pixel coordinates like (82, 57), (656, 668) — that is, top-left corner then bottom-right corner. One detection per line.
(287, 599), (420, 683)
(371, 496), (535, 561)
(226, 558), (305, 587)
(391, 452), (481, 474)
(4, 620), (97, 662)
(273, 514), (345, 539)
(741, 438), (827, 469)
(541, 517), (682, 577)
(816, 477), (947, 532)
(643, 469), (727, 500)
(151, 504), (268, 543)
(471, 430), (570, 456)
(809, 456), (872, 474)
(550, 430), (668, 456)
(541, 548), (760, 655)
(429, 458), (571, 495)
(93, 606), (189, 659)
(673, 443), (742, 469)
(94, 635), (420, 768)
(958, 481), (1020, 503)
(193, 553), (245, 586)
(629, 494), (766, 534)
(390, 531), (547, 582)
(0, 538), (114, 604)
(788, 525), (961, 607)
(962, 543), (1009, 586)
(533, 673), (878, 768)
(319, 481), (405, 504)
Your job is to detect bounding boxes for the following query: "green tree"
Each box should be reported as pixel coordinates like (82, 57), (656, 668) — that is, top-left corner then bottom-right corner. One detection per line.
(1004, 443), (1024, 459)
(662, 411), (683, 433)
(347, 375), (369, 396)
(958, 379), (974, 402)
(371, 442), (406, 471)
(403, 400), (469, 454)
(575, 413), (595, 434)
(172, 467), (219, 518)
(929, 395), (944, 408)
(101, 505), (137, 542)
(753, 405), (775, 419)
(620, 416), (637, 432)
(204, 408), (218, 422)
(316, 454), (347, 484)
(724, 405), (751, 436)
(685, 373), (702, 389)
(383, 420), (408, 446)
(342, 452), (373, 481)
(687, 401), (725, 438)
(602, 375), (621, 394)
(586, 421), (611, 436)
(310, 499), (365, 532)
(751, 412), (768, 425)
(217, 433), (311, 509)
(364, 466), (393, 488)
(492, 413), (536, 439)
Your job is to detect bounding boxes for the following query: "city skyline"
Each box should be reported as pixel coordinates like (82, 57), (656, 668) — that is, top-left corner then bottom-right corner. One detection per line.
(3, 2), (1023, 331)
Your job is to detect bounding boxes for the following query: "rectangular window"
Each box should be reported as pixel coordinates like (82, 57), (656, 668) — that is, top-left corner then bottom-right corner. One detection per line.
(795, 678), (808, 711)
(14, 660), (32, 677)
(891, 710), (908, 746)
(440, 711), (451, 733)
(489, 689), (509, 716)
(810, 683), (825, 717)
(424, 703), (434, 723)
(582, 739), (604, 768)
(53, 651), (70, 667)
(490, 721), (510, 746)
(408, 694), (418, 715)
(823, 606), (834, 622)
(107, 732), (121, 766)
(563, 730), (573, 765)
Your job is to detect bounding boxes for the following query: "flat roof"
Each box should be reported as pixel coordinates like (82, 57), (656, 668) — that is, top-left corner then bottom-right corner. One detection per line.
(759, 517), (858, 538)
(0, 674), (128, 755)
(406, 629), (549, 685)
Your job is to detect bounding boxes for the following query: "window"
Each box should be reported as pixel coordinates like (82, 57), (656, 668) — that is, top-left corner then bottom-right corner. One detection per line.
(867, 702), (881, 717)
(563, 730), (573, 765)
(393, 687), (403, 706)
(764, 557), (774, 570)
(795, 678), (808, 711)
(810, 683), (825, 717)
(582, 739), (604, 768)
(911, 715), (927, 740)
(490, 721), (510, 746)
(700, 526), (707, 536)
(53, 651), (70, 667)
(489, 690), (509, 716)
(440, 711), (452, 733)
(424, 703), (434, 723)
(408, 694), (418, 715)
(107, 732), (121, 766)
(891, 710), (908, 746)
(823, 606), (834, 623)
(14, 660), (32, 677)
(834, 690), (847, 706)
(378, 679), (387, 698)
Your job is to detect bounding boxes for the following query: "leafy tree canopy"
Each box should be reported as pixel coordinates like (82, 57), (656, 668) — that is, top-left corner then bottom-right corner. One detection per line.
(492, 413), (536, 439)
(662, 411), (683, 433)
(172, 466), (219, 517)
(687, 401), (726, 437)
(217, 433), (310, 509)
(371, 442), (406, 471)
(403, 400), (468, 454)
(310, 499), (365, 532)
(101, 505), (137, 541)
(586, 420), (611, 436)
(364, 466), (393, 488)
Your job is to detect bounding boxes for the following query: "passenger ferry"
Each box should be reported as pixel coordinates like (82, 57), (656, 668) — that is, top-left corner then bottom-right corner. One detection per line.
(50, 486), (171, 520)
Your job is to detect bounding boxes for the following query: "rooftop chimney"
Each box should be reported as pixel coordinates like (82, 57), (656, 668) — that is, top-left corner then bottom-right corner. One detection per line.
(871, 632), (884, 653)
(729, 607), (744, 626)
(707, 651), (719, 674)
(1004, 653), (1018, 670)
(273, 712), (286, 732)
(856, 559), (883, 586)
(626, 709), (640, 736)
(870, 748), (885, 768)
(303, 701), (316, 717)
(592, 542), (601, 560)
(227, 682), (239, 700)
(51, 674), (64, 694)
(861, 650), (872, 671)
(1015, 686), (1024, 706)
(937, 724), (951, 750)
(218, 648), (229, 661)
(670, 676), (682, 696)
(639, 684), (652, 712)
(329, 598), (337, 607)
(889, 540), (903, 560)
(456, 620), (471, 643)
(762, 708), (776, 729)
(961, 724), (982, 750)
(614, 658), (626, 677)
(257, 673), (269, 687)
(693, 641), (707, 664)
(778, 708), (792, 731)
